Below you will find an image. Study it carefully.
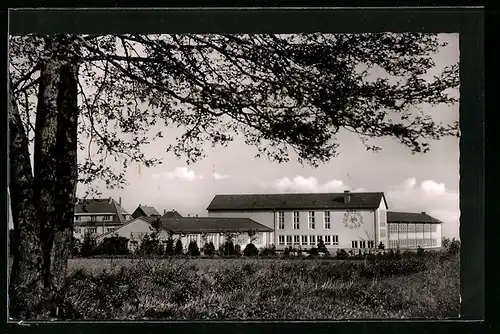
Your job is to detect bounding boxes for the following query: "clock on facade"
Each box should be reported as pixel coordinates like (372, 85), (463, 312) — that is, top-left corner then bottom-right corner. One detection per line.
(343, 210), (364, 229)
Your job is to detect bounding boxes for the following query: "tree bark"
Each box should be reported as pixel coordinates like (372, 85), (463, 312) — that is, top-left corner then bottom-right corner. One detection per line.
(8, 79), (44, 318)
(33, 35), (80, 292)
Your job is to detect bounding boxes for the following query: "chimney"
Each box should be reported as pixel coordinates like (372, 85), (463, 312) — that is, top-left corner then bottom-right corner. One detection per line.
(196, 214), (198, 217)
(163, 209), (167, 215)
(421, 211), (426, 215)
(344, 190), (351, 204)
(108, 197), (112, 203)
(188, 214), (190, 217)
(119, 197), (122, 206)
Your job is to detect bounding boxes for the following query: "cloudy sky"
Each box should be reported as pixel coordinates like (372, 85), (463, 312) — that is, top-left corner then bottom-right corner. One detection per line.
(9, 33), (460, 239)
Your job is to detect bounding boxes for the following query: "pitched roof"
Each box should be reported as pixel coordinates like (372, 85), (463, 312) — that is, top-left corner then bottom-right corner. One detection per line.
(95, 216), (156, 241)
(74, 198), (128, 224)
(137, 205), (160, 217)
(207, 192), (386, 211)
(162, 210), (183, 218)
(387, 211), (443, 224)
(160, 217), (273, 234)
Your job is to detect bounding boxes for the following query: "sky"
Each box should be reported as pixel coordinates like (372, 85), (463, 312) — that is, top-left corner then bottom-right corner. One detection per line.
(8, 33), (460, 239)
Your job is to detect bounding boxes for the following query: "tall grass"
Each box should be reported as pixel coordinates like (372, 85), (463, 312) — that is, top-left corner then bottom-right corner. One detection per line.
(34, 252), (460, 320)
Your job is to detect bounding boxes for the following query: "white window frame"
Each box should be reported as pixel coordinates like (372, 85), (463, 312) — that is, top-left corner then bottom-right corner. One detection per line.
(324, 211), (331, 230)
(278, 211), (285, 229)
(293, 211), (300, 230)
(308, 211), (315, 230)
(399, 223), (407, 233)
(278, 235), (285, 245)
(351, 240), (358, 249)
(368, 240), (374, 248)
(431, 224), (437, 232)
(91, 216), (97, 222)
(309, 235), (316, 245)
(301, 235), (308, 245)
(286, 235), (292, 245)
(293, 235), (300, 245)
(332, 235), (339, 245)
(324, 235), (331, 245)
(380, 229), (386, 238)
(388, 223), (397, 233)
(360, 240), (366, 248)
(103, 215), (110, 221)
(88, 227), (97, 234)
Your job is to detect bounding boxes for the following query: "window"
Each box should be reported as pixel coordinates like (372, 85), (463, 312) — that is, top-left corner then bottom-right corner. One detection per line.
(351, 240), (358, 249)
(360, 240), (366, 248)
(324, 235), (331, 245)
(332, 235), (339, 245)
(293, 235), (300, 245)
(317, 235), (323, 244)
(106, 228), (115, 233)
(309, 235), (316, 245)
(286, 235), (292, 245)
(424, 224), (431, 232)
(293, 211), (300, 229)
(388, 224), (397, 233)
(380, 229), (386, 238)
(91, 216), (97, 222)
(254, 233), (263, 244)
(278, 235), (285, 245)
(88, 227), (97, 234)
(368, 240), (375, 248)
(416, 224), (424, 232)
(308, 211), (315, 229)
(379, 209), (386, 227)
(399, 224), (407, 233)
(324, 211), (331, 229)
(431, 238), (437, 246)
(74, 227), (81, 234)
(431, 224), (437, 232)
(301, 235), (308, 245)
(408, 223), (415, 232)
(278, 211), (285, 229)
(103, 215), (110, 221)
(75, 216), (81, 221)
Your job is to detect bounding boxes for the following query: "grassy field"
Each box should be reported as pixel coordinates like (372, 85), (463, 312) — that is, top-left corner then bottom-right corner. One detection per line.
(8, 253), (460, 320)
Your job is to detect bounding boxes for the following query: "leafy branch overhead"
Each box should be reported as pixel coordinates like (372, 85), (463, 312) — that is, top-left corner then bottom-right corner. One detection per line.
(10, 33), (459, 188)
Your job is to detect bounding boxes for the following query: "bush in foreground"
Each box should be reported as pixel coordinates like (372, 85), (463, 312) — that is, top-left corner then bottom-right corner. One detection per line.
(243, 243), (259, 257)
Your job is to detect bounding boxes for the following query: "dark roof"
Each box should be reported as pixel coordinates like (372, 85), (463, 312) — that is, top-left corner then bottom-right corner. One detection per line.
(207, 192), (387, 211)
(161, 210), (183, 218)
(387, 211), (443, 224)
(160, 217), (273, 234)
(74, 198), (128, 224)
(134, 205), (160, 217)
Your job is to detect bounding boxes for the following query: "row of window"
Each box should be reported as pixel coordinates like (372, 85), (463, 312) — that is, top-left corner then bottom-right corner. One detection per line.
(278, 235), (339, 246)
(380, 229), (386, 238)
(388, 223), (437, 233)
(388, 238), (438, 248)
(278, 211), (334, 230)
(75, 215), (115, 222)
(74, 227), (115, 234)
(351, 240), (376, 249)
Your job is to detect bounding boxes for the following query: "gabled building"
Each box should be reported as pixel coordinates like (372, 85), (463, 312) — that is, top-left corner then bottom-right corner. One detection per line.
(131, 205), (161, 219)
(206, 191), (443, 251)
(206, 191), (388, 251)
(73, 197), (130, 239)
(95, 215), (273, 252)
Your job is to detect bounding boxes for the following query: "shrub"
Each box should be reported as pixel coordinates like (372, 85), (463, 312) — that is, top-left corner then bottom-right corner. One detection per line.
(336, 248), (348, 259)
(309, 247), (319, 256)
(95, 236), (130, 255)
(260, 244), (277, 256)
(448, 238), (460, 255)
(243, 243), (259, 257)
(378, 242), (385, 250)
(234, 244), (242, 256)
(219, 240), (239, 256)
(317, 239), (327, 253)
(283, 246), (291, 256)
(203, 241), (216, 256)
(71, 237), (81, 257)
(188, 240), (201, 256)
(417, 245), (425, 256)
(80, 232), (97, 257)
(174, 239), (183, 255)
(164, 238), (174, 255)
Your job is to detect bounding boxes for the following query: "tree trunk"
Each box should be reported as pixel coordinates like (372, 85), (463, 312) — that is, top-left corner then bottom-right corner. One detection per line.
(33, 35), (80, 292)
(8, 80), (44, 319)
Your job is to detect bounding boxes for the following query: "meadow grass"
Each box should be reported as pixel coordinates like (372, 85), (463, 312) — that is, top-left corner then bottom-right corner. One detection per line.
(51, 253), (459, 320)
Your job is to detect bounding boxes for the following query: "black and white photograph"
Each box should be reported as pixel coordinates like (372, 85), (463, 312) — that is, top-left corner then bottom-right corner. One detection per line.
(7, 10), (468, 321)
